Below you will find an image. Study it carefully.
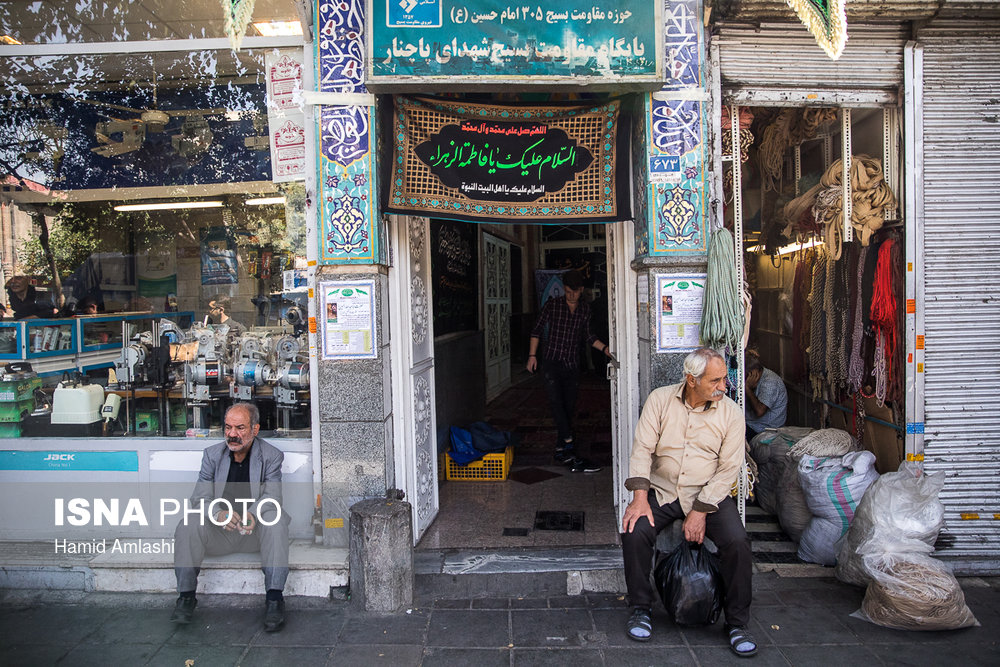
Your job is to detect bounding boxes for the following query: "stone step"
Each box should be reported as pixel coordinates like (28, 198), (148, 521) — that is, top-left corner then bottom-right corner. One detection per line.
(0, 539), (348, 597)
(414, 546), (626, 600)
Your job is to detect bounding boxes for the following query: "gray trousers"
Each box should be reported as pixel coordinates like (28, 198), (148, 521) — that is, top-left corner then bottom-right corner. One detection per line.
(173, 515), (290, 593)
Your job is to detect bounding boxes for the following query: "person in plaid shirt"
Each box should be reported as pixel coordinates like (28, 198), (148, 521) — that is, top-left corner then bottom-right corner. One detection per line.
(527, 270), (614, 473)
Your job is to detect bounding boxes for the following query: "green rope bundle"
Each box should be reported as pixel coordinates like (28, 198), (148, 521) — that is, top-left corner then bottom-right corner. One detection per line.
(702, 228), (743, 351)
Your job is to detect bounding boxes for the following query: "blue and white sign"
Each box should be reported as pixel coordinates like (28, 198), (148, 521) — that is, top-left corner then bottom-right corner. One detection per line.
(0, 451), (139, 471)
(649, 155), (681, 183)
(386, 0), (442, 27)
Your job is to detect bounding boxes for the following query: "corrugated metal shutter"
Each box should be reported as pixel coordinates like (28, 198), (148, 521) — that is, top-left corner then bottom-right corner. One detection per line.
(717, 23), (906, 105)
(920, 22), (1000, 561)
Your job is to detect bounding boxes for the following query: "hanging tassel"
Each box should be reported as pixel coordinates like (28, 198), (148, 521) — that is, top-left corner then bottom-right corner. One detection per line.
(783, 0), (849, 60)
(223, 0), (257, 51)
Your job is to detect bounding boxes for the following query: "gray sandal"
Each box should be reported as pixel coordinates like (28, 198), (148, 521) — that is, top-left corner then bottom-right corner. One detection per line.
(626, 607), (652, 642)
(727, 625), (758, 657)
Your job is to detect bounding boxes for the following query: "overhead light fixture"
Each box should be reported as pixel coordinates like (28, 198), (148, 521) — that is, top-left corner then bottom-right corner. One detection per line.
(245, 196), (287, 206)
(114, 201), (224, 212)
(746, 239), (825, 255)
(253, 20), (303, 36)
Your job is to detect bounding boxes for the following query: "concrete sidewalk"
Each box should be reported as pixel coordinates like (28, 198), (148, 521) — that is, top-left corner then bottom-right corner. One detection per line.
(2, 572), (998, 666)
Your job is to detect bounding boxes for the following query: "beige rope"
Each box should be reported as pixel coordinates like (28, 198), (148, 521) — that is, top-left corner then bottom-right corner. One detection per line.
(815, 155), (898, 248)
(862, 554), (979, 631)
(759, 108), (838, 193)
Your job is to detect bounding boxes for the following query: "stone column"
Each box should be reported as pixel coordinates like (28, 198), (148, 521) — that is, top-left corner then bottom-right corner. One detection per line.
(315, 266), (394, 548)
(349, 497), (413, 612)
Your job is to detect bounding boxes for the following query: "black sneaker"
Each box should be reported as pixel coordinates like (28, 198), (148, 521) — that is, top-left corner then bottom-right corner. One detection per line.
(170, 596), (196, 624)
(264, 599), (285, 632)
(566, 456), (602, 473)
(554, 449), (576, 464)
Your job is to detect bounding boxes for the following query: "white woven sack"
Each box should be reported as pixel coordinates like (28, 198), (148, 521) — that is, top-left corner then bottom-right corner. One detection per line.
(796, 451), (879, 565)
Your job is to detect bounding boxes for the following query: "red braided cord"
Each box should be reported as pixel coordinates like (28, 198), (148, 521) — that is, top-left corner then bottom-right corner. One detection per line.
(870, 239), (898, 400)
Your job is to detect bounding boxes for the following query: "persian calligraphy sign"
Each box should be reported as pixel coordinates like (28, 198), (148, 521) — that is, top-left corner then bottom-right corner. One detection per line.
(367, 0), (662, 84)
(382, 96), (631, 223)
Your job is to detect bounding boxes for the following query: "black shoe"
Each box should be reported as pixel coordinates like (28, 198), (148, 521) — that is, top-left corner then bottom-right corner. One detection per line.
(264, 599), (285, 632)
(566, 456), (602, 473)
(554, 449), (576, 464)
(170, 596), (196, 625)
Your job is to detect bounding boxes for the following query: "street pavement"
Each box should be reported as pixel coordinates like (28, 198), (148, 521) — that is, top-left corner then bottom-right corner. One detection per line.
(2, 572), (998, 666)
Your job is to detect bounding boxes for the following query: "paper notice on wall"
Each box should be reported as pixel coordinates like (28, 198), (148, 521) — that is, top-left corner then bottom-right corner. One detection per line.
(656, 274), (705, 352)
(265, 50), (305, 182)
(269, 115), (306, 182)
(265, 50), (304, 115)
(321, 280), (377, 359)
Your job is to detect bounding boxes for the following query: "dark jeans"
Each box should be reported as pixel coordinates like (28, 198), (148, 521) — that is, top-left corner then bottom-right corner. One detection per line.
(541, 361), (579, 445)
(621, 495), (752, 626)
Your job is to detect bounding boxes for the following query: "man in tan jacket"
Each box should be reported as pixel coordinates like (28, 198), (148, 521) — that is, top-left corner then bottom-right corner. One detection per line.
(620, 347), (756, 657)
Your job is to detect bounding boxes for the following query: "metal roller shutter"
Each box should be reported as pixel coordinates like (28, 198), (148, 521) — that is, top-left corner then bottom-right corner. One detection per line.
(919, 23), (1000, 563)
(717, 23), (907, 105)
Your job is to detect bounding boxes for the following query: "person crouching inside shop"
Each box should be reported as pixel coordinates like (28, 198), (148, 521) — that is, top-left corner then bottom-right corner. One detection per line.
(171, 402), (290, 632)
(744, 349), (788, 441)
(620, 347), (757, 657)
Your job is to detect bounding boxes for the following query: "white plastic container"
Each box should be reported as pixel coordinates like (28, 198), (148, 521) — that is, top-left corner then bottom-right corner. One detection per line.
(50, 382), (104, 424)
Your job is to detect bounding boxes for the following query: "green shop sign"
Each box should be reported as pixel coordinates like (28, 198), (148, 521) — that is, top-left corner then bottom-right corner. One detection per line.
(367, 1), (663, 85)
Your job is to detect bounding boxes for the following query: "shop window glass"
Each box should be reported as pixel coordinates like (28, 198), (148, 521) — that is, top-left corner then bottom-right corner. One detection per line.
(1, 35), (310, 438)
(0, 0), (302, 44)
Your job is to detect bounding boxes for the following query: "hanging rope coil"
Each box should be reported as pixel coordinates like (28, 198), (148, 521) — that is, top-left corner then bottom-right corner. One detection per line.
(870, 238), (900, 407)
(759, 108), (838, 192)
(791, 250), (815, 382)
(808, 252), (827, 398)
(814, 155), (898, 250)
(702, 228), (744, 352)
(848, 245), (870, 393)
(824, 252), (837, 384)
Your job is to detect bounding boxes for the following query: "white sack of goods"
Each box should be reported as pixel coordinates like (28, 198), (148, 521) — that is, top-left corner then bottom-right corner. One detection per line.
(777, 428), (857, 542)
(750, 427), (813, 516)
(853, 550), (979, 631)
(796, 451), (879, 566)
(836, 462), (946, 587)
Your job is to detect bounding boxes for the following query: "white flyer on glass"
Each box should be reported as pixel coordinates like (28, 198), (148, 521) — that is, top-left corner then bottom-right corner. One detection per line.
(269, 116), (306, 182)
(265, 49), (305, 182)
(656, 273), (706, 353)
(265, 50), (303, 115)
(321, 279), (377, 359)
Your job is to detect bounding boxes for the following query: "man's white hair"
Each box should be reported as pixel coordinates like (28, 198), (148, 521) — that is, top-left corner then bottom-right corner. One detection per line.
(683, 347), (726, 379)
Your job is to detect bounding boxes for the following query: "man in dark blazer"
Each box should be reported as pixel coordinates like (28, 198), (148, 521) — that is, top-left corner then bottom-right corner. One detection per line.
(171, 402), (290, 631)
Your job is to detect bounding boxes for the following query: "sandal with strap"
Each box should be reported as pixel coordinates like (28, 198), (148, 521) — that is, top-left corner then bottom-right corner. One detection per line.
(626, 607), (652, 642)
(726, 624), (758, 657)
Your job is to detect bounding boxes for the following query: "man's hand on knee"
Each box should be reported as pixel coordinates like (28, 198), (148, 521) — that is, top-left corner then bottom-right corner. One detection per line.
(623, 491), (654, 533)
(683, 510), (707, 543)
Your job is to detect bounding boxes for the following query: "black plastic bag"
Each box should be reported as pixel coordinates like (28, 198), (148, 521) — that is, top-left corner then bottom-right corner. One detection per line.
(654, 541), (723, 626)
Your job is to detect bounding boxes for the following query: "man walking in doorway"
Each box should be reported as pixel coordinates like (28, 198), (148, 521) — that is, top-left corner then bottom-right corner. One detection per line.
(526, 269), (613, 473)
